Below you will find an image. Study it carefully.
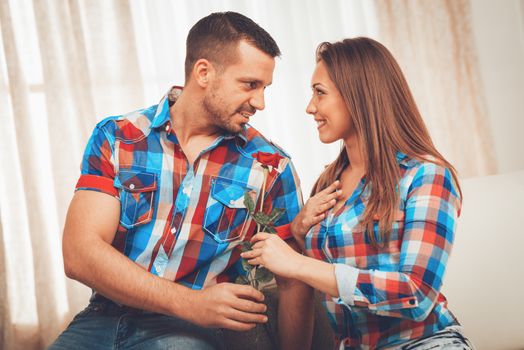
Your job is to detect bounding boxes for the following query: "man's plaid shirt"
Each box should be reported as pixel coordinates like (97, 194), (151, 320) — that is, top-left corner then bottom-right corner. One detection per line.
(76, 87), (302, 291)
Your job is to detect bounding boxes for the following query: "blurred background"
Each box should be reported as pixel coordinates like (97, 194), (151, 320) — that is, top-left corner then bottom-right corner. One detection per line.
(0, 0), (523, 349)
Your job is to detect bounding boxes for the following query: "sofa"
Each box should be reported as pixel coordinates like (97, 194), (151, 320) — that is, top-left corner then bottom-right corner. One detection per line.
(442, 169), (524, 350)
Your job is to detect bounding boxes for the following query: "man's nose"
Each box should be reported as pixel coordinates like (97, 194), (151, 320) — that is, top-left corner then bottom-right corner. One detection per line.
(250, 90), (265, 111)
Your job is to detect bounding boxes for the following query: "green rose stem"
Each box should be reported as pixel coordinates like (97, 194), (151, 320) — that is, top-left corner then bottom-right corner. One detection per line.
(253, 166), (268, 290)
(239, 164), (283, 349)
(254, 167), (265, 349)
(257, 166), (269, 229)
(255, 166), (275, 349)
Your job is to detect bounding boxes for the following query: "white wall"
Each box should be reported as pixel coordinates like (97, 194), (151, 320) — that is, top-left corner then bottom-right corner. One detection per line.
(470, 0), (524, 174)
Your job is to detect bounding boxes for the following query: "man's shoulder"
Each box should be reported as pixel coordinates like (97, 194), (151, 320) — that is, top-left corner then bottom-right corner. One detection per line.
(243, 125), (292, 159)
(95, 104), (159, 142)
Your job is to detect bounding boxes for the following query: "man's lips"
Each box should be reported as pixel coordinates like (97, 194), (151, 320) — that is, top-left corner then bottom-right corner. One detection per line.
(238, 110), (255, 121)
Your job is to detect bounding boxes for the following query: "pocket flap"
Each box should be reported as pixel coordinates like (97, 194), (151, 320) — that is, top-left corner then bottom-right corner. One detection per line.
(117, 170), (157, 192)
(211, 177), (254, 208)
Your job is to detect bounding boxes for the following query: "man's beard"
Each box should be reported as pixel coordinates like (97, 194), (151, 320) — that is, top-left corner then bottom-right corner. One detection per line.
(202, 86), (254, 135)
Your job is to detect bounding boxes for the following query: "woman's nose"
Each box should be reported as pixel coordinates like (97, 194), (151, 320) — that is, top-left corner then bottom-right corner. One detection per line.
(306, 99), (316, 115)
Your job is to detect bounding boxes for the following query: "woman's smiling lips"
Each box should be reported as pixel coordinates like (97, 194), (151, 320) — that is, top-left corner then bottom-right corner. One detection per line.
(315, 118), (327, 129)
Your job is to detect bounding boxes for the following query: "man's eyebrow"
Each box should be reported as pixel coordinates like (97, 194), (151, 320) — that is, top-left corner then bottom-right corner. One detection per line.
(239, 78), (273, 87)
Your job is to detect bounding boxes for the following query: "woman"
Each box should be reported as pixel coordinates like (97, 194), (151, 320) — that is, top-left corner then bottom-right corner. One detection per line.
(241, 37), (473, 349)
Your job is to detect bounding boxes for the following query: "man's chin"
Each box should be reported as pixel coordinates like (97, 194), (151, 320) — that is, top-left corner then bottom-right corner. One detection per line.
(218, 123), (245, 135)
(233, 120), (249, 131)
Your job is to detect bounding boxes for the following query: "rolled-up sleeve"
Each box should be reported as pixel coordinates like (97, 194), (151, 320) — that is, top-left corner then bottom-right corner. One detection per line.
(75, 120), (118, 198)
(334, 263), (359, 306)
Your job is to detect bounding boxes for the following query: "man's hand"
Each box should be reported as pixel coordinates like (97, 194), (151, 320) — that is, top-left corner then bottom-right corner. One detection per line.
(189, 283), (268, 331)
(290, 180), (341, 239)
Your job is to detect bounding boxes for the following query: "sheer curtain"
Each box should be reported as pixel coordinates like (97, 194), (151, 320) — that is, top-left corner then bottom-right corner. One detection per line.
(374, 0), (497, 177)
(0, 1), (494, 349)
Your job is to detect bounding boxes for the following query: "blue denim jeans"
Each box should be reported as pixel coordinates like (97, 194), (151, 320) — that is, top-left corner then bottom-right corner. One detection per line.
(397, 326), (474, 350)
(48, 297), (225, 350)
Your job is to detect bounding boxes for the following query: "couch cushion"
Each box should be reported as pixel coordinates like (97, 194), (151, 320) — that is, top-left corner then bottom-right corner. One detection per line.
(442, 170), (524, 349)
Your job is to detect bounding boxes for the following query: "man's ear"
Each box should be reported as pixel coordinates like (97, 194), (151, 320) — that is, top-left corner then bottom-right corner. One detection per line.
(192, 59), (216, 88)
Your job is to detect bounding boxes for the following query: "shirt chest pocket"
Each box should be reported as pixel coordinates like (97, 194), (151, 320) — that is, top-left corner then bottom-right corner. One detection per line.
(203, 177), (256, 243)
(116, 170), (158, 229)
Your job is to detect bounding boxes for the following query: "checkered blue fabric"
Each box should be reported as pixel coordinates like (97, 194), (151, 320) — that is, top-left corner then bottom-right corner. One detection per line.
(76, 87), (302, 290)
(305, 153), (462, 349)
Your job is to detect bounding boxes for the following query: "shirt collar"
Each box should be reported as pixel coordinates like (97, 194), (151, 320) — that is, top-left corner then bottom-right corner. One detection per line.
(150, 86), (248, 146)
(223, 128), (248, 145)
(396, 151), (409, 168)
(149, 86), (181, 129)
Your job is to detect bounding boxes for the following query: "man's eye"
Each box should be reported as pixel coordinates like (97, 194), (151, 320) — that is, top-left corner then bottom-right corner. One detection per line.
(315, 89), (325, 96)
(246, 82), (257, 89)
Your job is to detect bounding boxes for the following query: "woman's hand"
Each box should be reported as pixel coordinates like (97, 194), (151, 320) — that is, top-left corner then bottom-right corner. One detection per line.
(291, 180), (341, 239)
(240, 233), (303, 279)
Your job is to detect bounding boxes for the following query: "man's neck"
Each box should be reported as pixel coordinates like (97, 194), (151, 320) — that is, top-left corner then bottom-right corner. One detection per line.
(168, 88), (223, 166)
(169, 90), (220, 146)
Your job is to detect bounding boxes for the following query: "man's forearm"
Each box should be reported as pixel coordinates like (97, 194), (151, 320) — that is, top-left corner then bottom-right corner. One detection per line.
(64, 234), (196, 321)
(290, 220), (307, 252)
(276, 277), (314, 350)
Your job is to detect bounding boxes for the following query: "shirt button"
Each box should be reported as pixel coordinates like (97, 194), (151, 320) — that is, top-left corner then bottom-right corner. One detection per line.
(229, 200), (235, 205)
(129, 184), (135, 190)
(170, 227), (177, 234)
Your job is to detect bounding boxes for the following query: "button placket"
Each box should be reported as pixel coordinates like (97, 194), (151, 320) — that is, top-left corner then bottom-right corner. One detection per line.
(169, 168), (194, 238)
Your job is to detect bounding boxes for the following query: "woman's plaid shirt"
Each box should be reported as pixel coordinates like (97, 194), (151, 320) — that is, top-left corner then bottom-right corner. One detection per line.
(305, 153), (462, 349)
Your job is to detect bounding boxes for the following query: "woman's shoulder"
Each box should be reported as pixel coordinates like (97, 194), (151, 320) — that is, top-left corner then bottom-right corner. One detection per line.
(400, 154), (452, 178)
(399, 155), (461, 201)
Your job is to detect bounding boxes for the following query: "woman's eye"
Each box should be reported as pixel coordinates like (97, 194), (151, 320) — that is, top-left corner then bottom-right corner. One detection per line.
(315, 89), (325, 96)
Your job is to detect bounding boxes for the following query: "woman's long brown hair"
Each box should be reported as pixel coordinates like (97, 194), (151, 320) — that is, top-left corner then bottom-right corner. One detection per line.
(311, 37), (462, 246)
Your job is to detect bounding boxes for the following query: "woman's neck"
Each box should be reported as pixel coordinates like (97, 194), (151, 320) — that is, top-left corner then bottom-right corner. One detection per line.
(343, 136), (365, 173)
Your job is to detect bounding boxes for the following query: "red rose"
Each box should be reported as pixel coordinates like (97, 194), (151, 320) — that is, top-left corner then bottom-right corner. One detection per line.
(252, 152), (283, 168)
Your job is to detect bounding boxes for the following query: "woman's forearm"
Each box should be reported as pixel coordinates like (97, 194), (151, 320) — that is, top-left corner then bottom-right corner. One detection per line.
(292, 255), (340, 298)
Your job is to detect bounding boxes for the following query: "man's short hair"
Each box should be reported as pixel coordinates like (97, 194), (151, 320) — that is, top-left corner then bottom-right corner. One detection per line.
(185, 12), (281, 81)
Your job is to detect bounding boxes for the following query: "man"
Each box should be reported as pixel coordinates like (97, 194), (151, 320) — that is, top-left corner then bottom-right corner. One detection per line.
(49, 11), (313, 350)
